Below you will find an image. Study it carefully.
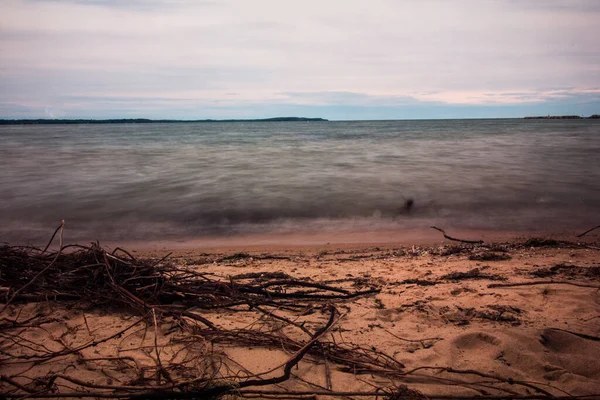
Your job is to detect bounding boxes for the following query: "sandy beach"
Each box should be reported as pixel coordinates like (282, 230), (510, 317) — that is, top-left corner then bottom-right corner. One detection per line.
(1, 227), (599, 399)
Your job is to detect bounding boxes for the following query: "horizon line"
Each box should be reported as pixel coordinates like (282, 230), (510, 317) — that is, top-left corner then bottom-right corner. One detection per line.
(1, 115), (599, 124)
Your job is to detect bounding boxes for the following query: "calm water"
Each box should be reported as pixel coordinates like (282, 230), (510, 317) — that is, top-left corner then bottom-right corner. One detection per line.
(1, 119), (599, 243)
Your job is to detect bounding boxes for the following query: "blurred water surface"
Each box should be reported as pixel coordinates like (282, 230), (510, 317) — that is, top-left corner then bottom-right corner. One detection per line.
(1, 119), (598, 243)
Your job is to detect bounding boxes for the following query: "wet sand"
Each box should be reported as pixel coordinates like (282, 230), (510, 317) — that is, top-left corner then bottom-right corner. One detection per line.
(116, 226), (586, 254)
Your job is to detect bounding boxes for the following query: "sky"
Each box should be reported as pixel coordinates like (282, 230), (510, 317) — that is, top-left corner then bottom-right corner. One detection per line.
(1, 0), (599, 120)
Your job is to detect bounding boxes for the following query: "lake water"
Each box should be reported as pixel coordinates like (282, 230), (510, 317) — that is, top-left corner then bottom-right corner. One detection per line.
(1, 119), (599, 244)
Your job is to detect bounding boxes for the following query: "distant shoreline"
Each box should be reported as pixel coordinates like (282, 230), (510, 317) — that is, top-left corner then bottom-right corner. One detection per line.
(0, 117), (328, 125)
(524, 114), (599, 119)
(1, 116), (599, 125)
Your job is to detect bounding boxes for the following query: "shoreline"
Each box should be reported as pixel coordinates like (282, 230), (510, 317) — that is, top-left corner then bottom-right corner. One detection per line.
(112, 226), (598, 254)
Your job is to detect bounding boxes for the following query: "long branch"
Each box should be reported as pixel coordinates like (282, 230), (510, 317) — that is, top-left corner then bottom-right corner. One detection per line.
(488, 281), (600, 289)
(430, 226), (483, 244)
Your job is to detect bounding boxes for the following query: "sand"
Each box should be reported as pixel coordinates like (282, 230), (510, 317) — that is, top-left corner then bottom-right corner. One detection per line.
(1, 228), (599, 399)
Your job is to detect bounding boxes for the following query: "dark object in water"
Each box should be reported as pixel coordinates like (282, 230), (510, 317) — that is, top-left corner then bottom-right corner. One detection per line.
(401, 198), (414, 213)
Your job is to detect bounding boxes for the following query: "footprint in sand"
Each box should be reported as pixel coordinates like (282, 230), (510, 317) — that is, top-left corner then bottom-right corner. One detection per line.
(450, 331), (504, 367)
(540, 328), (600, 380)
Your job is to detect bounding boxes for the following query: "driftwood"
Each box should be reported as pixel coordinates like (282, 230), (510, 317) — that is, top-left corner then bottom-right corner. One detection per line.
(577, 225), (600, 238)
(488, 281), (600, 289)
(430, 227), (484, 244)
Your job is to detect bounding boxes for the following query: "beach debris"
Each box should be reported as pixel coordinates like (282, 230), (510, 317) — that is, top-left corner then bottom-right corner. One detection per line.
(523, 238), (562, 248)
(0, 228), (413, 399)
(450, 286), (477, 296)
(489, 280), (600, 289)
(469, 252), (512, 261)
(230, 271), (293, 280)
(2, 226), (598, 399)
(399, 278), (437, 286)
(430, 226), (484, 244)
(441, 305), (522, 326)
(531, 263), (600, 279)
(387, 384), (428, 400)
(441, 267), (507, 281)
(577, 224), (600, 238)
(220, 251), (252, 261)
(439, 244), (470, 256)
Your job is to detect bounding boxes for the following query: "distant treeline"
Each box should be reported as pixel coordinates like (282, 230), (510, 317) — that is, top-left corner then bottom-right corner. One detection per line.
(524, 114), (600, 119)
(0, 117), (328, 125)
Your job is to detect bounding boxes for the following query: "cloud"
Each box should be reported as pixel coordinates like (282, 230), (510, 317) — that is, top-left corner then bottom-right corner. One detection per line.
(504, 0), (600, 12)
(23, 0), (215, 12)
(415, 88), (600, 105)
(278, 92), (429, 107)
(1, 0), (599, 119)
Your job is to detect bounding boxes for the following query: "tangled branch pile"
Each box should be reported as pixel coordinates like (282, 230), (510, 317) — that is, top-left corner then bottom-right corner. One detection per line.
(1, 240), (417, 399)
(0, 242), (377, 324)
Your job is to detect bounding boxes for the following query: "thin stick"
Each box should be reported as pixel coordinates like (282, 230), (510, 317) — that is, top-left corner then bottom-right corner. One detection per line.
(0, 375), (36, 393)
(324, 357), (332, 391)
(401, 366), (552, 396)
(82, 313), (91, 336)
(42, 220), (65, 254)
(381, 328), (443, 344)
(546, 328), (600, 342)
(3, 392), (600, 399)
(239, 392), (600, 400)
(577, 225), (600, 238)
(129, 306), (339, 400)
(488, 281), (600, 289)
(431, 226), (483, 244)
(36, 315), (146, 361)
(0, 221), (64, 314)
(152, 308), (173, 384)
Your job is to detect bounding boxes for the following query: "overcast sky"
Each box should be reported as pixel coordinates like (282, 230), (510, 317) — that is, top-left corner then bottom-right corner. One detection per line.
(1, 0), (599, 119)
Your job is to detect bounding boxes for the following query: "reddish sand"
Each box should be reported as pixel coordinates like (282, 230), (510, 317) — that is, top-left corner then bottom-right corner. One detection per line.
(2, 228), (599, 398)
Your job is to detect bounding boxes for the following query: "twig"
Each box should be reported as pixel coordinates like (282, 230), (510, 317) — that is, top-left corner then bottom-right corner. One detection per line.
(1, 374), (36, 393)
(401, 366), (552, 396)
(150, 252), (172, 268)
(430, 226), (483, 244)
(82, 313), (92, 336)
(488, 281), (600, 289)
(0, 221), (64, 314)
(3, 392), (600, 399)
(35, 315), (146, 360)
(546, 328), (600, 342)
(129, 306), (339, 400)
(577, 225), (600, 238)
(111, 247), (137, 261)
(42, 220), (65, 254)
(254, 305), (313, 337)
(152, 308), (173, 385)
(324, 357), (332, 391)
(238, 392), (600, 400)
(381, 328), (443, 346)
